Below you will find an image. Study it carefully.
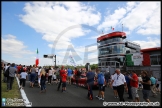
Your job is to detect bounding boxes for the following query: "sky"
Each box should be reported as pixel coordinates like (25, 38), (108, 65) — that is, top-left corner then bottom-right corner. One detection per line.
(2, 1), (161, 66)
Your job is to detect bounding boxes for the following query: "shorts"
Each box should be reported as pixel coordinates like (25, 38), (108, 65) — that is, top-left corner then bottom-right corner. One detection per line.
(113, 86), (117, 90)
(142, 89), (150, 100)
(53, 79), (56, 81)
(131, 87), (139, 100)
(67, 76), (72, 80)
(105, 78), (109, 83)
(99, 84), (105, 91)
(30, 73), (36, 83)
(62, 82), (66, 87)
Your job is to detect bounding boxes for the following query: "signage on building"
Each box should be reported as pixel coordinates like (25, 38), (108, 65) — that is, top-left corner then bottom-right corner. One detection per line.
(132, 53), (143, 66)
(126, 41), (140, 50)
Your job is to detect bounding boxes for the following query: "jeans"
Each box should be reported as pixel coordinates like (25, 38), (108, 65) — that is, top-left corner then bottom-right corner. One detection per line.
(7, 77), (14, 90)
(87, 83), (94, 99)
(41, 80), (46, 91)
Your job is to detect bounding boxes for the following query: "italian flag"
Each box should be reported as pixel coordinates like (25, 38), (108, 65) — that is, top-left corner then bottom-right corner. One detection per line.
(35, 48), (39, 67)
(111, 26), (114, 30)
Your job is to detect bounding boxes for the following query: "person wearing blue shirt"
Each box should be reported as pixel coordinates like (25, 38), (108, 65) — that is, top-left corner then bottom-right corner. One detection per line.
(67, 68), (72, 85)
(86, 68), (95, 100)
(14, 65), (17, 74)
(150, 76), (157, 96)
(125, 72), (132, 99)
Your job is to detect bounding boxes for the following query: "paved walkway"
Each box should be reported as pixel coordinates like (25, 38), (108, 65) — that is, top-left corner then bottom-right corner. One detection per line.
(23, 81), (161, 107)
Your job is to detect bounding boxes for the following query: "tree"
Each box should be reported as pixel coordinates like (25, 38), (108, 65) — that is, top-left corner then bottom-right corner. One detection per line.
(90, 64), (98, 70)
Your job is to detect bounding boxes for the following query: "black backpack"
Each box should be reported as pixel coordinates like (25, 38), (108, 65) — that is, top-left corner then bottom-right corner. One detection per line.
(4, 67), (10, 77)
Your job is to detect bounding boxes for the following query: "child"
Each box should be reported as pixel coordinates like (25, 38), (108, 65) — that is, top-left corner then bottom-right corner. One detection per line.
(52, 72), (57, 84)
(20, 69), (28, 89)
(62, 72), (67, 92)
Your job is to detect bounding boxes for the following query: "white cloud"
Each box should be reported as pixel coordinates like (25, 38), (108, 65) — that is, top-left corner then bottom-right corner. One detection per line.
(2, 34), (34, 58)
(133, 37), (160, 49)
(97, 7), (127, 31)
(121, 2), (160, 35)
(136, 4), (160, 35)
(98, 2), (160, 36)
(126, 2), (138, 12)
(19, 1), (101, 50)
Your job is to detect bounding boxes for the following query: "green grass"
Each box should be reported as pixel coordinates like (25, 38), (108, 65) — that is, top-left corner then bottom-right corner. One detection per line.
(1, 72), (21, 99)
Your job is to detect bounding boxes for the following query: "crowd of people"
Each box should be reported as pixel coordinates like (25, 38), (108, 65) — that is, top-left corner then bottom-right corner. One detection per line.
(1, 61), (161, 103)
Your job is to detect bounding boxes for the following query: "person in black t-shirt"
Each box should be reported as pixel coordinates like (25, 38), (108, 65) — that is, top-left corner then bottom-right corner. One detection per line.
(140, 71), (151, 102)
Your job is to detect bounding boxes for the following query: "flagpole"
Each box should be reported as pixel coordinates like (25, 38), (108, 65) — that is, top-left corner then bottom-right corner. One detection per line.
(122, 24), (123, 32)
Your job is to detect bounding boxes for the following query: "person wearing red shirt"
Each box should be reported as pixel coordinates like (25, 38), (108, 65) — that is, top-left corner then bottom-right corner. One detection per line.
(17, 64), (22, 78)
(129, 71), (140, 102)
(62, 72), (67, 92)
(74, 68), (79, 87)
(57, 66), (65, 91)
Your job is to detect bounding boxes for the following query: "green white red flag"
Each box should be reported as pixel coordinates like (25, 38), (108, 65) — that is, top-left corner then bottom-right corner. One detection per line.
(111, 26), (114, 30)
(35, 48), (39, 67)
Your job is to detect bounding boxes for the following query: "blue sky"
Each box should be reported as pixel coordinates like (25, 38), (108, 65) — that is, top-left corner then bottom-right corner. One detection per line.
(2, 1), (160, 66)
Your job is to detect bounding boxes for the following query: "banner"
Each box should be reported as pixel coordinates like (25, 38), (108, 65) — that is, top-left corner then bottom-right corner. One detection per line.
(132, 53), (143, 66)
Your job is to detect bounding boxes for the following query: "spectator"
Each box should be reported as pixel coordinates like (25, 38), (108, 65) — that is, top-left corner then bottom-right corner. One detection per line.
(96, 68), (106, 101)
(17, 64), (22, 79)
(140, 71), (151, 102)
(3, 63), (10, 83)
(125, 72), (132, 99)
(62, 71), (67, 92)
(155, 77), (160, 93)
(138, 74), (143, 90)
(56, 68), (60, 85)
(150, 75), (157, 97)
(52, 72), (57, 84)
(7, 63), (17, 91)
(48, 67), (53, 85)
(30, 65), (36, 88)
(40, 69), (47, 93)
(86, 68), (95, 100)
(67, 68), (73, 85)
(74, 68), (80, 87)
(57, 66), (65, 91)
(129, 71), (140, 102)
(111, 72), (119, 98)
(104, 71), (110, 87)
(19, 69), (28, 89)
(110, 68), (127, 102)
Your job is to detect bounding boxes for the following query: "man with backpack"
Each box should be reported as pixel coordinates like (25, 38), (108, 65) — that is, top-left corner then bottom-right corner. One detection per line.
(96, 69), (105, 100)
(4, 63), (11, 83)
(7, 63), (17, 91)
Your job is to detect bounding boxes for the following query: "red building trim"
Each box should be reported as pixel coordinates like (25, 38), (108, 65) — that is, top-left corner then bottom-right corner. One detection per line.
(141, 47), (161, 52)
(97, 31), (126, 41)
